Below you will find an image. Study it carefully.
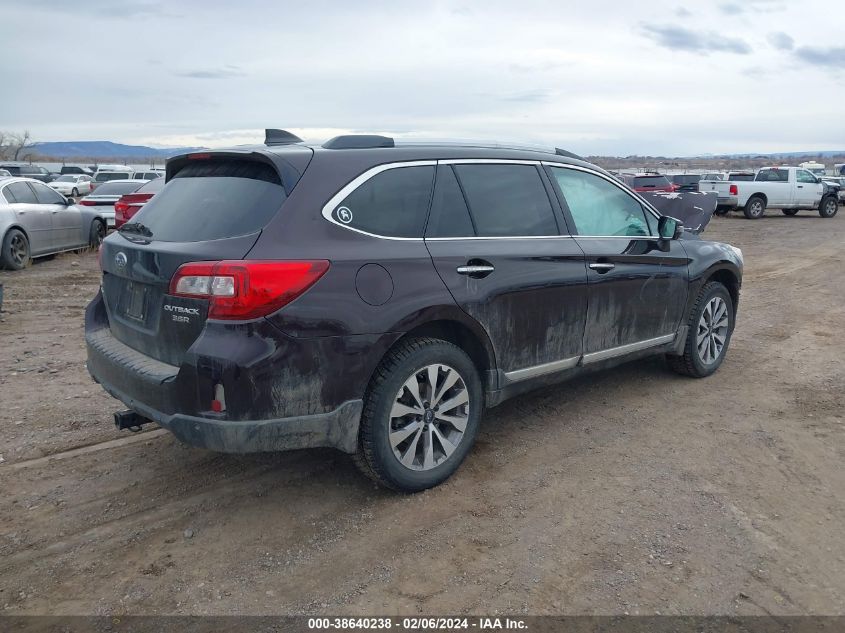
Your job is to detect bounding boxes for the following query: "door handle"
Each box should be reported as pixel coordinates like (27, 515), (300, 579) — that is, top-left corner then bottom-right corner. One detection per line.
(797, 185), (803, 188)
(589, 262), (615, 273)
(457, 264), (495, 275)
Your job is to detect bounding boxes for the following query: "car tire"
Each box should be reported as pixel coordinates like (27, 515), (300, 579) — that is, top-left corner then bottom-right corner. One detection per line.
(819, 196), (838, 218)
(743, 196), (766, 219)
(354, 337), (483, 492)
(71, 188), (79, 197)
(1, 228), (30, 271)
(89, 220), (106, 248)
(782, 209), (799, 216)
(666, 281), (734, 378)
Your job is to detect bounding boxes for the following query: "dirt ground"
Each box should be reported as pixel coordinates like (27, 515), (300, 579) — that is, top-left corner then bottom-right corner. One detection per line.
(1, 211), (843, 616)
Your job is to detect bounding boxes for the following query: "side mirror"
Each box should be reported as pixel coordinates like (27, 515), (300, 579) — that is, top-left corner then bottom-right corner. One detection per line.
(658, 216), (683, 240)
(64, 196), (74, 205)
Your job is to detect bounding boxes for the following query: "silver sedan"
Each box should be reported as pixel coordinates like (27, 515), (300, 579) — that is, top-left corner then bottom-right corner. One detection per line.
(0, 177), (108, 270)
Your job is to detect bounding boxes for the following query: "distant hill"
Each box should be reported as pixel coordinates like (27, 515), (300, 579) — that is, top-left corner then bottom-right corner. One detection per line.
(30, 141), (205, 160)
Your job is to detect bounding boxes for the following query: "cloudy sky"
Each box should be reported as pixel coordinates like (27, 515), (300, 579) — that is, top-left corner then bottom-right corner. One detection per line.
(1, 0), (842, 156)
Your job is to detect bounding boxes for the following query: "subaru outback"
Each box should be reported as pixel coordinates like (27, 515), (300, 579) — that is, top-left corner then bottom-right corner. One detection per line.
(86, 130), (743, 492)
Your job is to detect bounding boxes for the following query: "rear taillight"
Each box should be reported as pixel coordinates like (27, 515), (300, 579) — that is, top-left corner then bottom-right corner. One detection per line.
(78, 199), (97, 206)
(169, 260), (330, 320)
(114, 193), (153, 228)
(729, 184), (738, 195)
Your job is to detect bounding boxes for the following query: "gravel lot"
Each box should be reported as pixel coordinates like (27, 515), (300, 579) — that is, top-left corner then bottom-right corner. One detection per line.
(0, 212), (843, 616)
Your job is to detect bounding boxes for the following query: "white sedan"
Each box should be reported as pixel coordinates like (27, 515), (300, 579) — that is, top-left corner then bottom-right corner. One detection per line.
(49, 175), (94, 197)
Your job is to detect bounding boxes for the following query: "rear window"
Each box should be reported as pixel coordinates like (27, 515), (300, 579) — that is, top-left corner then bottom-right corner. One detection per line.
(755, 169), (789, 182)
(96, 172), (130, 182)
(632, 175), (671, 188)
(136, 178), (166, 194)
(92, 181), (143, 196)
(671, 175), (700, 185)
(130, 159), (286, 242)
(2, 166), (22, 175)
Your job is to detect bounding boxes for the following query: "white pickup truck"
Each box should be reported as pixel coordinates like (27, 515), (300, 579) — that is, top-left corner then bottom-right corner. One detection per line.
(699, 166), (840, 219)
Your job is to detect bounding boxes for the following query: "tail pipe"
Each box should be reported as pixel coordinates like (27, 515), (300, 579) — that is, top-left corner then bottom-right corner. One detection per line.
(114, 409), (150, 432)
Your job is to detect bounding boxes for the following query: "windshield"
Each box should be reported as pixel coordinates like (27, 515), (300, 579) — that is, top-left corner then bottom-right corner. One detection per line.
(131, 159), (286, 242)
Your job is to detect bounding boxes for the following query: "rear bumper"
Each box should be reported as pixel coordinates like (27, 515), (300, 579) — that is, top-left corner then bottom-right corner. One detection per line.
(85, 292), (365, 454)
(716, 195), (738, 208)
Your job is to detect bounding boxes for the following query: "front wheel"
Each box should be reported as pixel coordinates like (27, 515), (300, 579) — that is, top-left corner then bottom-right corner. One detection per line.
(819, 196), (838, 218)
(782, 209), (799, 216)
(355, 337), (482, 491)
(743, 196), (766, 219)
(89, 220), (106, 248)
(667, 281), (734, 378)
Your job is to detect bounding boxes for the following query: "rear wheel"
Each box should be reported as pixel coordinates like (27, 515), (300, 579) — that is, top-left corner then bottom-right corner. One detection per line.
(667, 281), (734, 378)
(743, 196), (766, 219)
(782, 208), (799, 216)
(355, 337), (482, 491)
(1, 229), (30, 270)
(89, 220), (106, 248)
(819, 196), (838, 218)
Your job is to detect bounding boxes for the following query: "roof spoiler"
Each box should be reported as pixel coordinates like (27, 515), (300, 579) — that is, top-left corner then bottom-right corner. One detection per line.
(264, 129), (304, 146)
(555, 148), (584, 160)
(323, 135), (395, 150)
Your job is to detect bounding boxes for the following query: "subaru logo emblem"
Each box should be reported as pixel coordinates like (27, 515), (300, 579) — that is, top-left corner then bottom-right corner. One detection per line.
(115, 252), (127, 269)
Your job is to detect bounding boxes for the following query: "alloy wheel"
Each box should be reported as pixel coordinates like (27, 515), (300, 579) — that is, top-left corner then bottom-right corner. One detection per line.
(389, 364), (469, 471)
(697, 297), (729, 365)
(10, 234), (27, 267)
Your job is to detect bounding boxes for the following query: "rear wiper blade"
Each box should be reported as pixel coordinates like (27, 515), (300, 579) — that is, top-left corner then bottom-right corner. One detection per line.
(118, 222), (153, 238)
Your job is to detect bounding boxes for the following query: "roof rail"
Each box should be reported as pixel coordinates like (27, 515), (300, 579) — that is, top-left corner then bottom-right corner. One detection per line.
(264, 129), (304, 146)
(555, 148), (584, 160)
(323, 135), (395, 149)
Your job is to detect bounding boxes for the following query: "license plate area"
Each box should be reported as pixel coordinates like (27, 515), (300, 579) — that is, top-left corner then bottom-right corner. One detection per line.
(121, 282), (148, 322)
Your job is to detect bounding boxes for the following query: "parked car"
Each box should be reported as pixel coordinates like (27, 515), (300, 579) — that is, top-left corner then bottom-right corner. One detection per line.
(49, 174), (94, 197)
(824, 176), (845, 202)
(60, 165), (95, 176)
(77, 180), (148, 228)
(699, 166), (839, 219)
(86, 132), (744, 492)
(132, 169), (164, 180)
(621, 173), (676, 193)
(0, 163), (56, 183)
(0, 177), (108, 270)
(91, 167), (137, 191)
(670, 174), (701, 192)
(114, 177), (166, 228)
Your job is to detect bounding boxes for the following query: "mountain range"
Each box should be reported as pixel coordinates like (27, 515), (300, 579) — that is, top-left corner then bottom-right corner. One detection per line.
(30, 141), (205, 159)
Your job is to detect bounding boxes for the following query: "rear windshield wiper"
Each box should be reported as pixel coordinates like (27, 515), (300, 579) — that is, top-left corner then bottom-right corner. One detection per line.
(118, 222), (153, 238)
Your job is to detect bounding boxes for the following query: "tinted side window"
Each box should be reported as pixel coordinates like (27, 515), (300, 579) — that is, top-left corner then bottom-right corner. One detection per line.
(755, 169), (788, 182)
(32, 181), (65, 204)
(2, 166), (21, 175)
(426, 166), (475, 238)
(2, 185), (18, 203)
(454, 164), (557, 237)
(6, 182), (37, 204)
(550, 167), (651, 237)
(333, 166), (434, 238)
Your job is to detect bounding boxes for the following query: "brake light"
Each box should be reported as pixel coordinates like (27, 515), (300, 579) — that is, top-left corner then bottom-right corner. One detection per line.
(188, 153), (212, 160)
(729, 184), (738, 195)
(78, 199), (98, 206)
(169, 260), (330, 320)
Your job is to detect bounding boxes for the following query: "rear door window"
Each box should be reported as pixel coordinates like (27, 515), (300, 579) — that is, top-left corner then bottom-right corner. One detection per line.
(31, 181), (66, 204)
(632, 175), (671, 188)
(331, 165), (435, 238)
(550, 167), (652, 237)
(6, 182), (38, 204)
(453, 164), (558, 237)
(131, 159), (288, 242)
(756, 169), (789, 182)
(426, 165), (475, 238)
